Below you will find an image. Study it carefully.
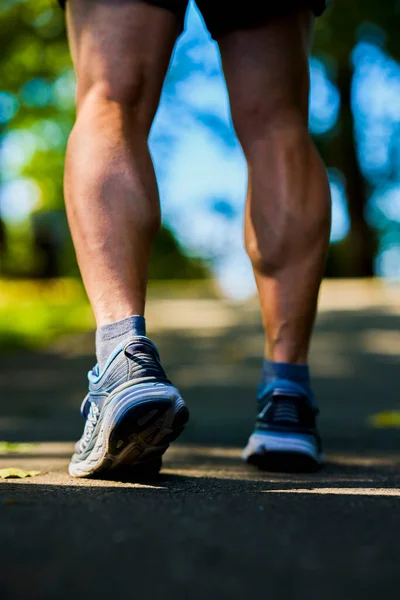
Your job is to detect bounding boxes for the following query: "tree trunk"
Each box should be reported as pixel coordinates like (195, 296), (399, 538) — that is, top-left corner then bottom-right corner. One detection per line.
(336, 62), (376, 277)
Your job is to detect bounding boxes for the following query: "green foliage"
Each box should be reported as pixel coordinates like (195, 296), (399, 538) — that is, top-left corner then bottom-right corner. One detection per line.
(1, 1), (400, 282)
(0, 0), (210, 281)
(0, 442), (35, 454)
(0, 278), (94, 352)
(314, 1), (399, 64)
(150, 225), (210, 280)
(313, 2), (400, 275)
(0, 277), (217, 353)
(0, 1), (72, 216)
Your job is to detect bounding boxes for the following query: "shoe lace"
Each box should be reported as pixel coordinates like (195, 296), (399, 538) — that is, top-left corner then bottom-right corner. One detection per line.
(258, 392), (317, 430)
(81, 401), (100, 447)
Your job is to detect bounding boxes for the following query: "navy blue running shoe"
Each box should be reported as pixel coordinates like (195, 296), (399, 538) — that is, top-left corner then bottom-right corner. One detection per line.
(243, 380), (323, 472)
(69, 336), (189, 478)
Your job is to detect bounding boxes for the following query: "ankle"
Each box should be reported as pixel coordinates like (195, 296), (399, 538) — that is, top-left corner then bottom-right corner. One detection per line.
(95, 315), (146, 371)
(258, 358), (315, 405)
(265, 340), (308, 364)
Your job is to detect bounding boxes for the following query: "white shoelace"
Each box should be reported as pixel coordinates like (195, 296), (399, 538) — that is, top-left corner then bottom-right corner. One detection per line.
(82, 402), (100, 447)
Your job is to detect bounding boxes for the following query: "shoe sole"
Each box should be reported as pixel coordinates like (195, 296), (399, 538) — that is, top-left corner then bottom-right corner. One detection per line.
(243, 431), (324, 473)
(69, 388), (189, 478)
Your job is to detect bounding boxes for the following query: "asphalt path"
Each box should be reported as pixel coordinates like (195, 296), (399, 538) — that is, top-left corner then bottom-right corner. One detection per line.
(1, 281), (399, 599)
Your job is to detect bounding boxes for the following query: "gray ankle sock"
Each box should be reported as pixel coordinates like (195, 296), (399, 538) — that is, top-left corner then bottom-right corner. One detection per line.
(96, 315), (146, 372)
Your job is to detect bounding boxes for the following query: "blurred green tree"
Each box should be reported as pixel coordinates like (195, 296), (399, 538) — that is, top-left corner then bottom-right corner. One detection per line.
(314, 1), (400, 276)
(1, 0), (400, 281)
(0, 0), (209, 280)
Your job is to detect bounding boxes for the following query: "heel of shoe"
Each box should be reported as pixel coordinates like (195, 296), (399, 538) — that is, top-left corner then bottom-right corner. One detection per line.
(243, 431), (323, 473)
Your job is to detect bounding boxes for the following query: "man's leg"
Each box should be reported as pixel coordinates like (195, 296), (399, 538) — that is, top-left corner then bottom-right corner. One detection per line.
(64, 0), (189, 477)
(218, 9), (331, 469)
(65, 0), (178, 328)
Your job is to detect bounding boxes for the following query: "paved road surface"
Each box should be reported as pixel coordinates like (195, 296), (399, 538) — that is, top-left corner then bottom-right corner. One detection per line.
(1, 280), (399, 599)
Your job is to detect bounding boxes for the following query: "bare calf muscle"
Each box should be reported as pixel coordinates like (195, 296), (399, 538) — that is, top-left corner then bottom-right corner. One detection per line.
(64, 0), (179, 325)
(217, 9), (328, 470)
(219, 9), (331, 364)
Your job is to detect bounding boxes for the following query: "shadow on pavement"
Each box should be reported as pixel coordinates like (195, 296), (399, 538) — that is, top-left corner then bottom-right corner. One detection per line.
(0, 306), (399, 456)
(2, 465), (400, 600)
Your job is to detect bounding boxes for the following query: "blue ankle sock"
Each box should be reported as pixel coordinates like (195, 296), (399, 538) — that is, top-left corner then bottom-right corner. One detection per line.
(96, 315), (146, 372)
(258, 358), (315, 406)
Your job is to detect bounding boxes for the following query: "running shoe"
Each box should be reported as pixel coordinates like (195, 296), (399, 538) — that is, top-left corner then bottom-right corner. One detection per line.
(69, 336), (189, 478)
(243, 381), (323, 472)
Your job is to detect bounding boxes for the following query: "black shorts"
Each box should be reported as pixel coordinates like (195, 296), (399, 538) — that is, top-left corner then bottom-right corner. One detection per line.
(59, 0), (327, 39)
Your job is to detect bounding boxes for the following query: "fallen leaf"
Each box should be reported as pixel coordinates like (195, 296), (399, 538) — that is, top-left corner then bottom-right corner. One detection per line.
(0, 468), (40, 479)
(369, 411), (400, 428)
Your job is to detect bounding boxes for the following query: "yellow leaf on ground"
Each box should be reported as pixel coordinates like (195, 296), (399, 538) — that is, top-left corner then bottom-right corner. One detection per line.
(0, 468), (40, 479)
(369, 411), (400, 428)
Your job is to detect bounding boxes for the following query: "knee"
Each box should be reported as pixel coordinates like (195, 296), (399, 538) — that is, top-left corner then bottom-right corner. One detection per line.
(76, 76), (153, 134)
(83, 77), (143, 107)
